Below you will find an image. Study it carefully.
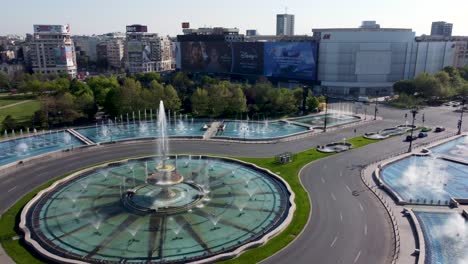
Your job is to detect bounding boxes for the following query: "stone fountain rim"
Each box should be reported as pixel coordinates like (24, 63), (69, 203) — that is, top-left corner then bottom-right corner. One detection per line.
(19, 154), (296, 264)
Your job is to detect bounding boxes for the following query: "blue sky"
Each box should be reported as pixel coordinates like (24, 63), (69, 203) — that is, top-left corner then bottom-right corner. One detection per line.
(1, 0), (467, 36)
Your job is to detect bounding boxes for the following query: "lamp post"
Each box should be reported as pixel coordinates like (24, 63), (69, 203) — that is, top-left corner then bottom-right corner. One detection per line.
(374, 100), (378, 120)
(408, 109), (418, 153)
(458, 98), (466, 135)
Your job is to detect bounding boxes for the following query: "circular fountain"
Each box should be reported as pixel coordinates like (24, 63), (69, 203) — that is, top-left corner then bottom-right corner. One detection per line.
(20, 101), (294, 264)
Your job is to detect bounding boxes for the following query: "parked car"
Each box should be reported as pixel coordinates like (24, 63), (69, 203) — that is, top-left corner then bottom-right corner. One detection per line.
(418, 132), (428, 138)
(405, 135), (418, 142)
(434, 126), (446, 132)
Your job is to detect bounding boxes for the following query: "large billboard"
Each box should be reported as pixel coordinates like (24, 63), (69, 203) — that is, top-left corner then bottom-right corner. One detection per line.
(231, 42), (263, 75)
(34, 24), (70, 34)
(179, 41), (317, 80)
(180, 41), (232, 73)
(264, 42), (317, 80)
(54, 46), (73, 66)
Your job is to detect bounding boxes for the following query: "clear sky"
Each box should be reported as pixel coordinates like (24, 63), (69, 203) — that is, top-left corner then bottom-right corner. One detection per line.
(1, 0), (467, 37)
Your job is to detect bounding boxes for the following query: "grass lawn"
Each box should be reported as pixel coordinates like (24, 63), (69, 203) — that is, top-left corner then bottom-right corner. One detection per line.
(0, 136), (380, 264)
(0, 100), (40, 128)
(0, 95), (36, 107)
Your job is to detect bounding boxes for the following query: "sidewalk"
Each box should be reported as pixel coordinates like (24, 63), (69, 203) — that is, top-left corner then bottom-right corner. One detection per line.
(0, 99), (32, 110)
(0, 244), (15, 264)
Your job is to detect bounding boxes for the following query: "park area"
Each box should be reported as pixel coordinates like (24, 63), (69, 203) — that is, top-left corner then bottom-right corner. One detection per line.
(0, 94), (40, 131)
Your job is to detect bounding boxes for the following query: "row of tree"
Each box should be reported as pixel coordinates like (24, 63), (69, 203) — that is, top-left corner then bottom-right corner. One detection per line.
(393, 66), (468, 99)
(2, 71), (326, 130)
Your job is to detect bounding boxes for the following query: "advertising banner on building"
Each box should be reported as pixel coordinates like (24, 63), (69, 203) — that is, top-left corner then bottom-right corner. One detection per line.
(142, 44), (152, 62)
(180, 41), (232, 73)
(231, 42), (263, 75)
(264, 42), (317, 80)
(54, 46), (73, 66)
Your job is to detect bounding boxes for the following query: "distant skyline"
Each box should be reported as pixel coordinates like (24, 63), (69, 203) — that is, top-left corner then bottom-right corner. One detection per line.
(1, 0), (468, 36)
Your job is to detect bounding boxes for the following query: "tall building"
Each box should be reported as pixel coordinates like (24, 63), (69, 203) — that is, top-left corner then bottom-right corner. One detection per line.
(125, 24), (172, 74)
(276, 14), (295, 36)
(313, 22), (416, 96)
(431, 21), (453, 37)
(29, 24), (77, 77)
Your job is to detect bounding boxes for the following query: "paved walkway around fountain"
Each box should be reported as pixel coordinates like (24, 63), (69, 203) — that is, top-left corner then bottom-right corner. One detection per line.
(203, 121), (220, 139)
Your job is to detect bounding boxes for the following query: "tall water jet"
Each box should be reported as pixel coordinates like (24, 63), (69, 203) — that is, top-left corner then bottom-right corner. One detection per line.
(146, 101), (184, 198)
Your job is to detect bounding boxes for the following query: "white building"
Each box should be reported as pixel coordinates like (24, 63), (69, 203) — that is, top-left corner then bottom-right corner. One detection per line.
(276, 14), (295, 36)
(125, 25), (172, 74)
(29, 24), (77, 77)
(313, 24), (415, 96)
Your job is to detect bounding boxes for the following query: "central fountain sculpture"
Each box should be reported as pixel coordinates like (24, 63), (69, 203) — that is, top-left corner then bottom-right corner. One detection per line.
(123, 101), (206, 215)
(145, 101), (184, 198)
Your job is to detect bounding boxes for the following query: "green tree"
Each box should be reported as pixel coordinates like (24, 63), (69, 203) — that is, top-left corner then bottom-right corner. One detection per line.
(191, 88), (210, 116)
(171, 72), (194, 94)
(0, 71), (10, 90)
(70, 79), (93, 97)
(2, 115), (17, 130)
(226, 85), (247, 115)
(292, 87), (304, 109)
(134, 72), (161, 87)
(87, 75), (119, 106)
(306, 96), (320, 112)
(458, 83), (468, 97)
(460, 66), (468, 81)
(163, 84), (181, 112)
(393, 80), (417, 95)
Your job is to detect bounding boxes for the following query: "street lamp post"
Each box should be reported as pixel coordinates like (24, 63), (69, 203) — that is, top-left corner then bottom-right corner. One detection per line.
(374, 100), (378, 120)
(408, 109), (418, 153)
(458, 98), (466, 135)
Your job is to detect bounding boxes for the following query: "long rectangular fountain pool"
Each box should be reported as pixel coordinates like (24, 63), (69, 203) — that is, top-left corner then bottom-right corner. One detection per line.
(430, 136), (468, 162)
(0, 131), (84, 166)
(290, 113), (360, 128)
(380, 156), (468, 204)
(214, 121), (309, 140)
(414, 211), (468, 264)
(75, 121), (207, 143)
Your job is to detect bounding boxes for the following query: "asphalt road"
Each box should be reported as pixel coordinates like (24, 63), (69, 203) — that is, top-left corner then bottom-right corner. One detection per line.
(0, 104), (463, 264)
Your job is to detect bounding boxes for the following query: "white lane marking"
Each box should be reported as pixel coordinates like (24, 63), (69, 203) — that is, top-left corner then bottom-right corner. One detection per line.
(340, 212), (343, 222)
(7, 186), (17, 193)
(339, 170), (343, 177)
(321, 177), (326, 183)
(354, 250), (362, 263)
(359, 202), (364, 212)
(330, 192), (337, 201)
(364, 224), (368, 236)
(330, 236), (338, 248)
(345, 185), (352, 193)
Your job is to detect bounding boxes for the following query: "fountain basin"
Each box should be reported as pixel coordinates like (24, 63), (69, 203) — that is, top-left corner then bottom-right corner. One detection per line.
(414, 211), (468, 264)
(290, 113), (360, 128)
(317, 142), (352, 153)
(20, 155), (294, 264)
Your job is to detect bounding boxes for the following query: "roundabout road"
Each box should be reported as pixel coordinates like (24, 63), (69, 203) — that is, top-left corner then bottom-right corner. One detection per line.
(0, 105), (462, 264)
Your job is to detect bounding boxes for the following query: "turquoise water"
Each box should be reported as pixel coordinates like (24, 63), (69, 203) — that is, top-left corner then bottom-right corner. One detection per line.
(431, 136), (468, 162)
(414, 211), (468, 264)
(0, 131), (84, 166)
(381, 156), (468, 204)
(76, 121), (207, 143)
(215, 121), (309, 139)
(26, 156), (290, 263)
(291, 114), (360, 128)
